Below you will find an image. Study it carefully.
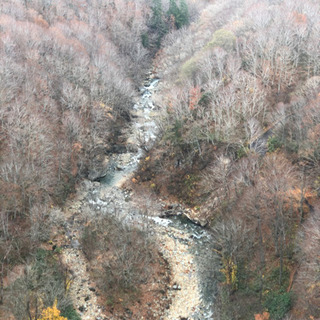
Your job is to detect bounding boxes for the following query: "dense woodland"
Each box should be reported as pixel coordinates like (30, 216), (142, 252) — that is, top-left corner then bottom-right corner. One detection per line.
(0, 0), (319, 319)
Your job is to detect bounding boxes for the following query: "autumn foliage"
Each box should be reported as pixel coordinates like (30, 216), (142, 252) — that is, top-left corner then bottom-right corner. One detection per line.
(0, 0), (154, 318)
(38, 301), (67, 320)
(254, 312), (270, 320)
(146, 0), (320, 318)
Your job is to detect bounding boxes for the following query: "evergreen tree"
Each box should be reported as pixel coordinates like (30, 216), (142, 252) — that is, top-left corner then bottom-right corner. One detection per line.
(151, 0), (163, 31)
(179, 0), (189, 27)
(167, 0), (189, 29)
(150, 0), (168, 47)
(167, 0), (181, 28)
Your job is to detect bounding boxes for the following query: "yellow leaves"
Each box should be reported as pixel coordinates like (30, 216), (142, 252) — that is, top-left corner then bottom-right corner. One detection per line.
(145, 156), (150, 161)
(150, 183), (156, 189)
(99, 102), (112, 112)
(38, 300), (67, 320)
(230, 262), (237, 289)
(212, 248), (222, 257)
(65, 275), (72, 292)
(98, 102), (113, 119)
(220, 257), (238, 290)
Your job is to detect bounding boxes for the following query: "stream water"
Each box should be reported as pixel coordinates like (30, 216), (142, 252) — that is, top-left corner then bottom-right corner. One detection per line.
(95, 77), (218, 319)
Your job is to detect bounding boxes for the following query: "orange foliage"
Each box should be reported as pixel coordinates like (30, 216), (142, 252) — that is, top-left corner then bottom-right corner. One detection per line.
(34, 15), (49, 29)
(292, 11), (307, 25)
(254, 311), (270, 320)
(189, 86), (201, 110)
(284, 187), (316, 215)
(72, 143), (82, 153)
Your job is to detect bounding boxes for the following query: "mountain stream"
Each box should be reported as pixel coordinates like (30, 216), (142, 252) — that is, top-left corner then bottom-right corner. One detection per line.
(61, 77), (217, 320)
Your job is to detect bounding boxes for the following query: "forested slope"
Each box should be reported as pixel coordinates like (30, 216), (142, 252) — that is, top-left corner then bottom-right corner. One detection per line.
(0, 0), (319, 319)
(137, 0), (320, 319)
(0, 0), (202, 319)
(0, 0), (153, 318)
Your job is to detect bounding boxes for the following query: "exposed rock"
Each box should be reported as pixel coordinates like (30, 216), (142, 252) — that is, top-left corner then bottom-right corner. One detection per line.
(183, 209), (208, 228)
(108, 144), (127, 154)
(160, 204), (208, 227)
(71, 239), (80, 249)
(126, 143), (139, 153)
(171, 283), (181, 290)
(87, 145), (110, 181)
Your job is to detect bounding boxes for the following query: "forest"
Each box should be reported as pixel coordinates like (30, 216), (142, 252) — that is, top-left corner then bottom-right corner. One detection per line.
(0, 0), (319, 319)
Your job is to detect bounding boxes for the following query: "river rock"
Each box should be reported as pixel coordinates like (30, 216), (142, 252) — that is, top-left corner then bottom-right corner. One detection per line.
(160, 204), (208, 227)
(184, 209), (208, 227)
(71, 239), (80, 249)
(108, 144), (127, 154)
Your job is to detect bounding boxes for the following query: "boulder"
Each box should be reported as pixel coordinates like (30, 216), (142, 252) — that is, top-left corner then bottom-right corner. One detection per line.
(87, 145), (110, 181)
(183, 209), (208, 227)
(160, 204), (208, 227)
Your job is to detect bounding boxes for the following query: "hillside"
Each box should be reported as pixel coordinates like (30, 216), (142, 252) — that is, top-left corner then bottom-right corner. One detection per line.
(136, 0), (320, 319)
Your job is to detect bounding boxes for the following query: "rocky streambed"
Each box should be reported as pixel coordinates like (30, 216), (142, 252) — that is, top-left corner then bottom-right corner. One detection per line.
(60, 77), (217, 319)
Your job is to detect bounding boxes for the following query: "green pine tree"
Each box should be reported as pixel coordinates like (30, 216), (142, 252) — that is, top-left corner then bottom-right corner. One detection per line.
(179, 0), (189, 27)
(167, 0), (181, 28)
(151, 0), (163, 31)
(167, 0), (189, 29)
(151, 0), (168, 47)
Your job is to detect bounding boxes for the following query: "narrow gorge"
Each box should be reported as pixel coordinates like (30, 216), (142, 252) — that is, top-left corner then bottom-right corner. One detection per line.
(59, 76), (217, 320)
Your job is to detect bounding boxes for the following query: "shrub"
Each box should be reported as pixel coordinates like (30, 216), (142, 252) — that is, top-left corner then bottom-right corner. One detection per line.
(180, 56), (200, 79)
(207, 29), (236, 51)
(81, 226), (99, 261)
(267, 136), (283, 153)
(38, 300), (67, 320)
(6, 249), (73, 320)
(60, 306), (81, 320)
(141, 33), (149, 48)
(198, 92), (212, 108)
(80, 215), (155, 305)
(285, 141), (299, 154)
(237, 146), (249, 159)
(264, 291), (292, 320)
